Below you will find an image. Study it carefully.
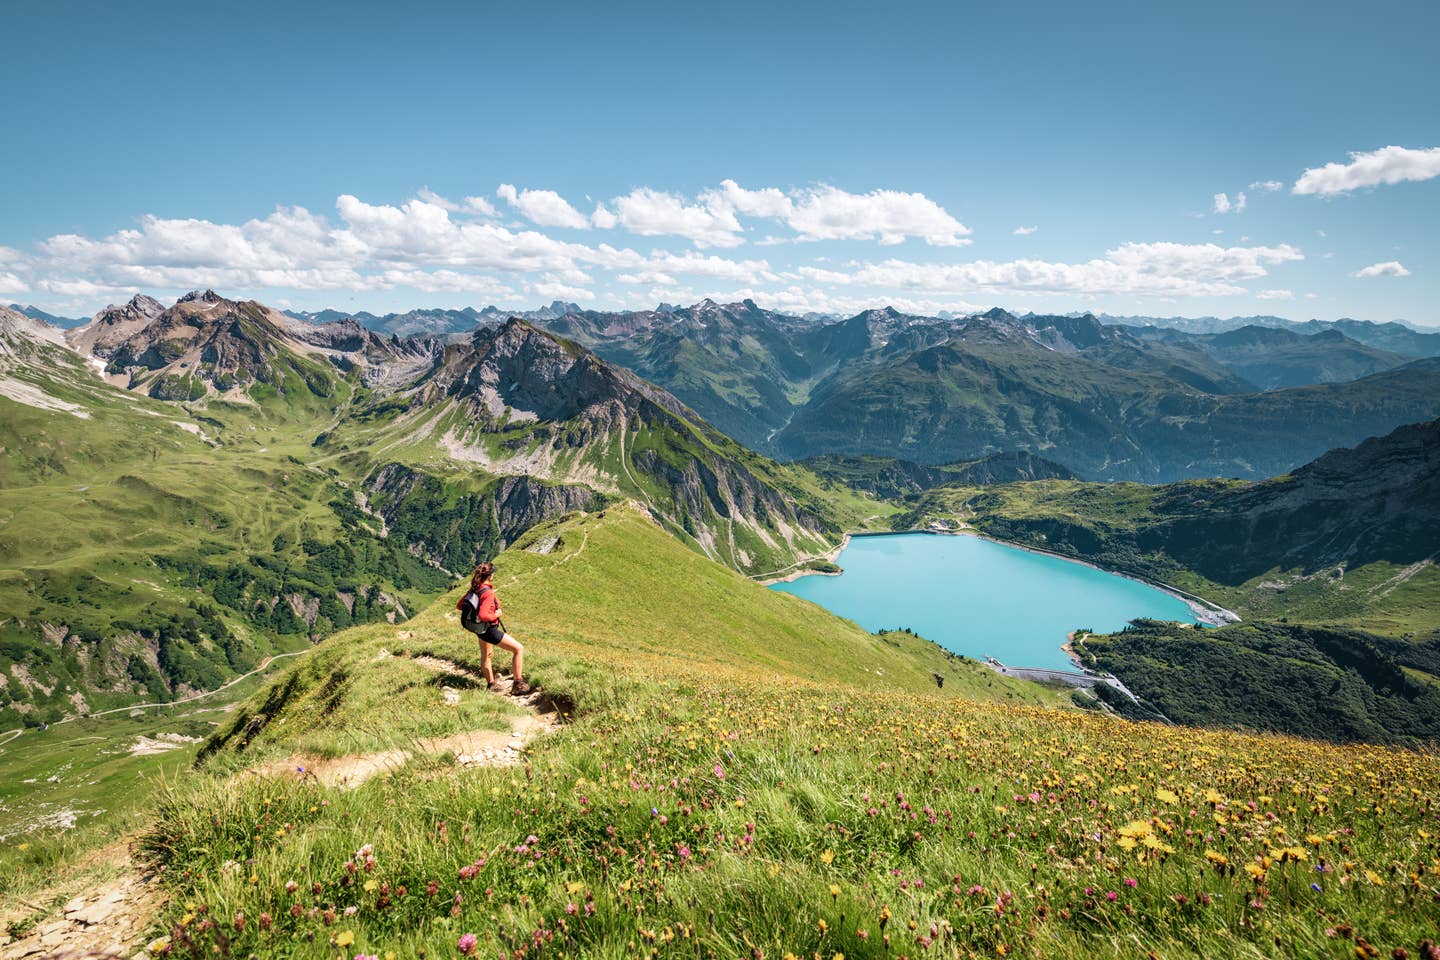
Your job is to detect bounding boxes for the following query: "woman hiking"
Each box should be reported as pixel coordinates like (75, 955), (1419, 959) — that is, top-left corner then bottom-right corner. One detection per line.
(457, 561), (533, 695)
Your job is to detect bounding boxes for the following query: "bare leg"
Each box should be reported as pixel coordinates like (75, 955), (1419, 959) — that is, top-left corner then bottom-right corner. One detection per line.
(497, 634), (524, 683)
(479, 641), (495, 685)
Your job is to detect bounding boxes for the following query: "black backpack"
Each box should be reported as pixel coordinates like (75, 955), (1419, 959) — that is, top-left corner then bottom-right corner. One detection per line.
(456, 584), (492, 628)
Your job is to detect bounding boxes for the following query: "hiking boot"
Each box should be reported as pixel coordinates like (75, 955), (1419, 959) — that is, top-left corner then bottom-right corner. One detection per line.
(511, 680), (534, 696)
(487, 681), (505, 693)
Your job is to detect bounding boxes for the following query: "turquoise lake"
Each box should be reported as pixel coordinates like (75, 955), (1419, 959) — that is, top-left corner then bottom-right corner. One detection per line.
(769, 533), (1197, 670)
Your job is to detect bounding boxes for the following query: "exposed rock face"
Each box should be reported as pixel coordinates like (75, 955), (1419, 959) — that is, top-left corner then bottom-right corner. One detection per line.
(366, 461), (601, 571)
(97, 291), (336, 400)
(285, 316), (442, 389)
(423, 318), (691, 427)
(385, 319), (836, 572)
(67, 294), (165, 359)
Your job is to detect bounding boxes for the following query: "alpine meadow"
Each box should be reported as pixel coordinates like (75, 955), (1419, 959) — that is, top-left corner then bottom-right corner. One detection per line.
(2, 3), (1439, 960)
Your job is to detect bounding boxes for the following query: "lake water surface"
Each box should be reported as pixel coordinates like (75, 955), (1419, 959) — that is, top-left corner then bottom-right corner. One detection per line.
(769, 533), (1197, 670)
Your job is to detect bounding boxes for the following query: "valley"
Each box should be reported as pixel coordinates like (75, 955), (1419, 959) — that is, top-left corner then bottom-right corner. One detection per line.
(3, 290), (1439, 960)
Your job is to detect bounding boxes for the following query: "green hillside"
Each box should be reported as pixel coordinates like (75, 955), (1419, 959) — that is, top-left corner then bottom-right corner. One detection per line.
(1, 307), (875, 725)
(197, 504), (1047, 766)
(776, 336), (1440, 481)
(7, 505), (1439, 960)
(1073, 619), (1440, 745)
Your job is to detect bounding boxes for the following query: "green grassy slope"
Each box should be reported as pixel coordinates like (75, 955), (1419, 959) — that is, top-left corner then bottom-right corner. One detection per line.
(1075, 620), (1440, 745)
(198, 505), (1053, 766)
(0, 365), (450, 727)
(11, 506), (1432, 960)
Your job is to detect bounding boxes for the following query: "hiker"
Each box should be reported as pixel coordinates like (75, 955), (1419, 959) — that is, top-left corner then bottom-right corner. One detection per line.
(457, 561), (533, 695)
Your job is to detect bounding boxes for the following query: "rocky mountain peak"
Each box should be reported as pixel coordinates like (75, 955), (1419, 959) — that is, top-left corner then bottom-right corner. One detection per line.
(68, 293), (168, 358)
(981, 306), (1018, 324)
(426, 318), (685, 428)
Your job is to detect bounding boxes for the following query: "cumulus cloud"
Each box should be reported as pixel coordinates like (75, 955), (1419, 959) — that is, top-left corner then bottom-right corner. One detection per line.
(0, 272), (31, 295)
(462, 195), (499, 217)
(795, 241), (1303, 299)
(495, 184), (590, 229)
(1255, 289), (1294, 300)
(1293, 146), (1440, 196)
(1013, 225), (1038, 236)
(1213, 191), (1246, 214)
(780, 184), (971, 246)
(615, 251), (775, 286)
(416, 188), (460, 212)
(22, 195), (649, 301)
(11, 186), (1306, 314)
(590, 204), (618, 229)
(1352, 261), (1410, 278)
(1249, 180), (1284, 192)
(702, 180), (794, 219)
(610, 188), (744, 248)
(606, 179), (971, 248)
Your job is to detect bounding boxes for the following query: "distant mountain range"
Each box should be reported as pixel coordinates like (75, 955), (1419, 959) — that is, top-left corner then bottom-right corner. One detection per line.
(283, 300), (583, 338)
(1096, 312), (1440, 356)
(6, 303), (86, 328)
(46, 293), (1440, 485)
(517, 301), (1440, 482)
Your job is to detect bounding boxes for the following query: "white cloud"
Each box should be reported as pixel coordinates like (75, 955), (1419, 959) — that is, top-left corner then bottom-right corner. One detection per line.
(800, 241), (1303, 299)
(1013, 225), (1038, 236)
(1255, 289), (1294, 300)
(702, 180), (794, 219)
(1293, 145), (1440, 196)
(1249, 180), (1283, 192)
(1352, 261), (1410, 278)
(462, 196), (499, 217)
(1304, 293), (1319, 299)
(1213, 191), (1246, 214)
(606, 180), (971, 247)
(23, 195), (650, 301)
(12, 186), (1312, 316)
(781, 184), (971, 246)
(416, 188), (460, 212)
(610, 188), (744, 248)
(495, 184), (590, 229)
(590, 205), (618, 229)
(0, 272), (31, 295)
(616, 251), (775, 286)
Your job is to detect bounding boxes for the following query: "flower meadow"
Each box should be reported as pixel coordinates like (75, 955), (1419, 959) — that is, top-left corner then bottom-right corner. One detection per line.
(117, 509), (1440, 959)
(142, 666), (1440, 960)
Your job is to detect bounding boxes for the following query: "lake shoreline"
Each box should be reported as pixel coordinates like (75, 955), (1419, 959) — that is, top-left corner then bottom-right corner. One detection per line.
(755, 534), (851, 584)
(768, 527), (1241, 663)
(950, 528), (1241, 628)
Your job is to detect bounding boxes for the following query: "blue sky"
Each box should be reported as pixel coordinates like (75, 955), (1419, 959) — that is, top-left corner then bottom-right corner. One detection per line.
(3, 0), (1437, 324)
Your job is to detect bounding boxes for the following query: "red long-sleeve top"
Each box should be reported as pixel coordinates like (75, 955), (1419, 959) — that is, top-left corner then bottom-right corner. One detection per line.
(464, 585), (501, 624)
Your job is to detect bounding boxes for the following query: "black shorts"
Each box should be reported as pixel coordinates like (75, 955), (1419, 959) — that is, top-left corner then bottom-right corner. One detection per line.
(464, 619), (505, 645)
